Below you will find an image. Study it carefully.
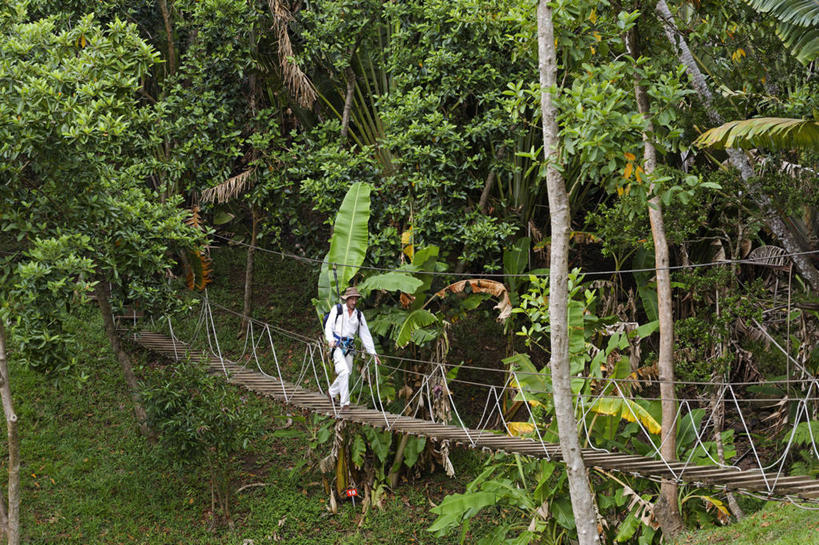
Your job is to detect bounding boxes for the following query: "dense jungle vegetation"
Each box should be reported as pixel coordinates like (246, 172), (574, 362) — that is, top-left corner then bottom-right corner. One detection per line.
(1, 0), (818, 543)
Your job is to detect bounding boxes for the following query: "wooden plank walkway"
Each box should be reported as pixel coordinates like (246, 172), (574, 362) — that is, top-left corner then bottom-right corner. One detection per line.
(130, 331), (819, 501)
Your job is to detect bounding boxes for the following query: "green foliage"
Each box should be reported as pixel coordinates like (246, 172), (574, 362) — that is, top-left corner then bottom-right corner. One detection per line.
(696, 117), (819, 151)
(142, 357), (264, 520)
(3, 235), (96, 372)
(316, 182), (373, 313)
(0, 2), (205, 374)
(744, 0), (819, 64)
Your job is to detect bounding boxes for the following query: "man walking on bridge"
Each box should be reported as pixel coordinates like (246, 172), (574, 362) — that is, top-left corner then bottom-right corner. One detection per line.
(325, 286), (380, 410)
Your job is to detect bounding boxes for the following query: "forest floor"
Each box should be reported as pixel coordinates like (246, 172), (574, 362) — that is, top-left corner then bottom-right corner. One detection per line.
(11, 246), (819, 543)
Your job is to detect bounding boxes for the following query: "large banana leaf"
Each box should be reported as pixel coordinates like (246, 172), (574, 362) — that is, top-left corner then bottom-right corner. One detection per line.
(695, 117), (819, 151)
(745, 0), (819, 63)
(316, 182), (372, 313)
(356, 271), (423, 298)
(589, 397), (662, 435)
(395, 308), (438, 348)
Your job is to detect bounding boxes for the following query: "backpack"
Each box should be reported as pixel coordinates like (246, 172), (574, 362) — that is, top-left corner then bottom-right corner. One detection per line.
(322, 303), (362, 335)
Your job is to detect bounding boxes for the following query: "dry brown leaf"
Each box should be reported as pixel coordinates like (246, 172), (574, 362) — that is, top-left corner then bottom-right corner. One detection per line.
(268, 0), (317, 108)
(427, 279), (512, 322)
(201, 169), (255, 204)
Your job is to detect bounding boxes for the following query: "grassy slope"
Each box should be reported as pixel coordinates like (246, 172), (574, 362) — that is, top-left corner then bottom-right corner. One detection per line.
(15, 307), (488, 544)
(676, 502), (819, 545)
(13, 247), (491, 544)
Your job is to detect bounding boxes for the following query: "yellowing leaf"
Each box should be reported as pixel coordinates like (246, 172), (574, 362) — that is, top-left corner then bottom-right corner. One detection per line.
(593, 31), (602, 42)
(731, 48), (746, 62)
(401, 228), (412, 246)
(403, 244), (414, 259)
(616, 186), (624, 197)
(528, 399), (544, 408)
(623, 162), (634, 180)
(624, 152), (636, 161)
(589, 8), (597, 24)
(79, 35), (86, 48)
(507, 422), (535, 436)
(635, 165), (644, 183)
(590, 398), (661, 434)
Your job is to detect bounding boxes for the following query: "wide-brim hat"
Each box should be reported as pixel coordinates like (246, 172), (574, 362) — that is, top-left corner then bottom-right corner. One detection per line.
(341, 286), (362, 300)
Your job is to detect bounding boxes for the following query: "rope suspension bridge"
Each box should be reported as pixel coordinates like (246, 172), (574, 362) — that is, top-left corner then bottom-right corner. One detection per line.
(123, 295), (819, 504)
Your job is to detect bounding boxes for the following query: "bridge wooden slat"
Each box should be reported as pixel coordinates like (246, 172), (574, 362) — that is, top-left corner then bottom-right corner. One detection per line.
(127, 331), (819, 502)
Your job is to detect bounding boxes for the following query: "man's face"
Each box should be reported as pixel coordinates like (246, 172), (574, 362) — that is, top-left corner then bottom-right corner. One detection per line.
(346, 296), (358, 310)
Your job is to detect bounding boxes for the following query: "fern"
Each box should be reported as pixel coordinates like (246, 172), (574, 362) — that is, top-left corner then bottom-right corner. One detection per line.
(786, 420), (819, 446)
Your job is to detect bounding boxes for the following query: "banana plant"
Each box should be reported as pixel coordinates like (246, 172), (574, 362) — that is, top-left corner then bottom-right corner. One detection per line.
(315, 181), (373, 313)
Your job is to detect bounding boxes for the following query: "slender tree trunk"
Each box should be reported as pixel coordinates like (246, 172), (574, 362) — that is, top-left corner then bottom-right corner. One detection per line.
(94, 281), (153, 439)
(340, 65), (356, 141)
(478, 147), (505, 214)
(240, 206), (258, 335)
(655, 0), (819, 293)
(537, 3), (600, 544)
(388, 433), (410, 489)
(0, 323), (20, 545)
(158, 0), (176, 76)
(627, 28), (684, 537)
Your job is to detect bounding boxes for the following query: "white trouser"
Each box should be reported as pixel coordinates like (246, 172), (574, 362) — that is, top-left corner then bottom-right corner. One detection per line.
(328, 348), (354, 407)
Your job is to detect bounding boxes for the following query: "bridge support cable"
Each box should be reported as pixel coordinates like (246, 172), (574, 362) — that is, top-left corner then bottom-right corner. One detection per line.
(438, 364), (477, 448)
(728, 384), (772, 492)
(612, 380), (685, 481)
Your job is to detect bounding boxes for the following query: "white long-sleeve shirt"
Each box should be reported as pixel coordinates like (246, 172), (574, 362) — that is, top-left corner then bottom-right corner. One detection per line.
(324, 304), (377, 356)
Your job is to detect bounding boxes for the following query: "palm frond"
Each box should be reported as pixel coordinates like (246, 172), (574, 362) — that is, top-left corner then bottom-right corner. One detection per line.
(744, 0), (819, 63)
(747, 245), (790, 268)
(744, 0), (819, 27)
(777, 21), (819, 64)
(201, 169), (256, 204)
(268, 0), (317, 108)
(695, 117), (819, 151)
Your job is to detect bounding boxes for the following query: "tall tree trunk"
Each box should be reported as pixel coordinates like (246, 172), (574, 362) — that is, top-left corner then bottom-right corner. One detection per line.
(537, 3), (600, 544)
(94, 281), (153, 439)
(158, 0), (176, 76)
(655, 0), (819, 293)
(0, 323), (20, 545)
(240, 206), (259, 335)
(627, 28), (684, 538)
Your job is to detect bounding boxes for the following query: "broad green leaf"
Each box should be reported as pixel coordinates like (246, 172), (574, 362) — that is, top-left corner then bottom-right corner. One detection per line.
(212, 210), (234, 225)
(551, 498), (576, 530)
(395, 309), (437, 348)
(403, 436), (426, 468)
(428, 491), (499, 535)
(316, 182), (372, 313)
(615, 508), (640, 542)
(362, 426), (392, 465)
(634, 320), (659, 339)
(351, 433), (366, 468)
(357, 271), (423, 297)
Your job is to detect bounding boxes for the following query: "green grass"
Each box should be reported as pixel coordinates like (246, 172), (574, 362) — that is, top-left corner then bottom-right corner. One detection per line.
(676, 502), (819, 545)
(12, 307), (493, 544)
